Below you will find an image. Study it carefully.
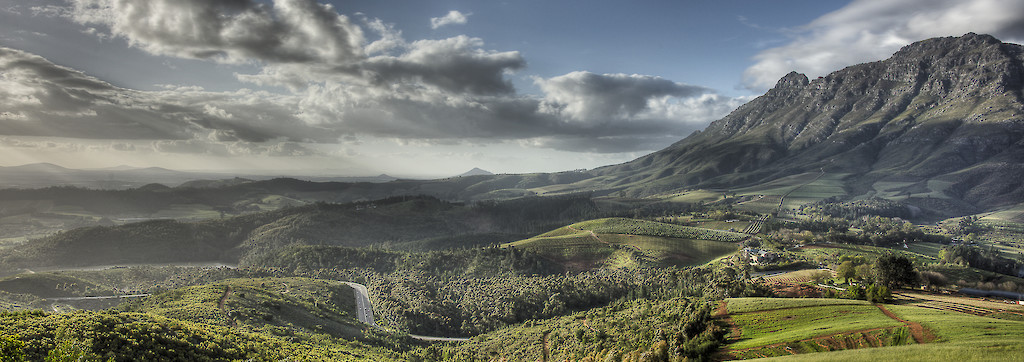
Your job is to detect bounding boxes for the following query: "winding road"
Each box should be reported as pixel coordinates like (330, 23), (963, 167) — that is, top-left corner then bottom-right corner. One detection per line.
(342, 281), (471, 342)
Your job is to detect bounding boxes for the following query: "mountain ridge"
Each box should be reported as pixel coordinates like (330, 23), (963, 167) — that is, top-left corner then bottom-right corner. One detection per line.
(592, 33), (1024, 213)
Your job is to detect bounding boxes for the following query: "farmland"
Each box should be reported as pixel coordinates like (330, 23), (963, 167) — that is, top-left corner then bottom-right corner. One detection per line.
(720, 296), (1024, 360)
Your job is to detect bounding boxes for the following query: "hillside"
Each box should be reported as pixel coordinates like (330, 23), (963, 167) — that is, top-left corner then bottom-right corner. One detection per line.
(505, 218), (743, 270)
(593, 33), (1024, 215)
(0, 194), (601, 271)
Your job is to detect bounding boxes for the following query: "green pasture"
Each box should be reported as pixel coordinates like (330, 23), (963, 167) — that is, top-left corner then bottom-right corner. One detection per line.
(726, 297), (871, 314)
(904, 242), (944, 258)
(763, 304), (1024, 361)
(728, 303), (901, 350)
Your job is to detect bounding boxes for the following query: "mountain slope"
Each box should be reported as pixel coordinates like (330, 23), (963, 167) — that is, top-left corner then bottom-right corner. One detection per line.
(595, 33), (1024, 213)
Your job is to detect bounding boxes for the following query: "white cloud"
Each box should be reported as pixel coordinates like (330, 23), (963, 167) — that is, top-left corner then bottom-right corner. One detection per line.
(69, 0), (366, 65)
(8, 0), (749, 156)
(430, 10), (469, 29)
(743, 0), (1024, 91)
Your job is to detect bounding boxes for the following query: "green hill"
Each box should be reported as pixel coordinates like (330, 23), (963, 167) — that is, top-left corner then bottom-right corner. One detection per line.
(506, 218), (742, 269)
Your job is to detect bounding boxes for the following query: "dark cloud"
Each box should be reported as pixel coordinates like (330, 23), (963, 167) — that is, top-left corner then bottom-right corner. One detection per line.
(537, 71), (714, 122)
(364, 36), (525, 95)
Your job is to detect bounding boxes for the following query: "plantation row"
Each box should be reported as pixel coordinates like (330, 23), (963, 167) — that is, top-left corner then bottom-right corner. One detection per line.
(575, 218), (748, 242)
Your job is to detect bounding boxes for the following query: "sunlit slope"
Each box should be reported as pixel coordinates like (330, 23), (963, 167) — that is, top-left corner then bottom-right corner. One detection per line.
(505, 218), (743, 269)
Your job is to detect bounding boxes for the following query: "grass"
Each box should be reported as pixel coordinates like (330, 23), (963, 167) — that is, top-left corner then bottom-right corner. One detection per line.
(726, 298), (871, 314)
(663, 189), (723, 204)
(723, 296), (1024, 361)
(905, 242), (944, 258)
(728, 303), (902, 350)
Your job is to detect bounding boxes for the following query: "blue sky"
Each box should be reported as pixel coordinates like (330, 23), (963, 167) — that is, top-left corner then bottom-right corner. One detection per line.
(1, 0), (1022, 177)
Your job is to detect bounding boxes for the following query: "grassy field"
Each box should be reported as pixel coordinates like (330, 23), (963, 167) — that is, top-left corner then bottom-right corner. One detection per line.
(905, 242), (944, 258)
(726, 297), (872, 314)
(728, 303), (904, 350)
(662, 189), (724, 204)
(721, 297), (1024, 361)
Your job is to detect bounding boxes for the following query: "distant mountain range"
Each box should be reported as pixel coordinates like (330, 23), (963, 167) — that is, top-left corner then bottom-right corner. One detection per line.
(0, 163), (397, 189)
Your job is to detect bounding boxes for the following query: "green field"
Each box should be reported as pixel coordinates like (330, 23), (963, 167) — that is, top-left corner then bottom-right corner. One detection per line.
(722, 297), (1024, 360)
(726, 299), (902, 350)
(905, 242), (944, 258)
(726, 297), (872, 314)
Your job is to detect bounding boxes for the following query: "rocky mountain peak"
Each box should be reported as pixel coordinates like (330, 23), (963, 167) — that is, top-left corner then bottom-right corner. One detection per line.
(774, 71), (809, 89)
(595, 33), (1024, 214)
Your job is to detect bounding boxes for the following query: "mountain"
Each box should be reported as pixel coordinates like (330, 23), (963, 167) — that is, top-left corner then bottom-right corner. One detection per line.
(457, 167), (494, 177)
(594, 33), (1024, 214)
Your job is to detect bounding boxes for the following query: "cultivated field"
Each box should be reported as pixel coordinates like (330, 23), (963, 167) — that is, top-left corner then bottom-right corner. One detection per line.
(720, 296), (1024, 360)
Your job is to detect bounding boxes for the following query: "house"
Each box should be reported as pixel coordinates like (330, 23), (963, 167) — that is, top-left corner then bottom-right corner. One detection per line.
(743, 248), (779, 265)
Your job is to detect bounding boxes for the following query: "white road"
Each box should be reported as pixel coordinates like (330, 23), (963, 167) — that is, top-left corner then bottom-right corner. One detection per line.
(341, 281), (470, 342)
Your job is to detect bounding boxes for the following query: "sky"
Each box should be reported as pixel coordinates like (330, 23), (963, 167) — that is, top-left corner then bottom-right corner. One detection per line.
(1, 0), (1023, 178)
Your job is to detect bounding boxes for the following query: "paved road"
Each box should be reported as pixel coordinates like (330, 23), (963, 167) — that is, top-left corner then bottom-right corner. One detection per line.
(342, 282), (378, 328)
(342, 281), (470, 342)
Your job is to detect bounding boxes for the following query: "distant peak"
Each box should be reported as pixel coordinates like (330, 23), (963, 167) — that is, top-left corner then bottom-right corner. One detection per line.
(457, 167), (494, 177)
(774, 71), (808, 89)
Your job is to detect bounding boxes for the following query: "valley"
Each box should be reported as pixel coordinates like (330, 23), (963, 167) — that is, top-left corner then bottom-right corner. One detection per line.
(2, 33), (1024, 361)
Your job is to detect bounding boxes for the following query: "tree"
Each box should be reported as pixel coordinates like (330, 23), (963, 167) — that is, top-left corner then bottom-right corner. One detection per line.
(874, 253), (917, 289)
(866, 284), (891, 303)
(855, 264), (873, 282)
(836, 261), (856, 284)
(0, 334), (25, 362)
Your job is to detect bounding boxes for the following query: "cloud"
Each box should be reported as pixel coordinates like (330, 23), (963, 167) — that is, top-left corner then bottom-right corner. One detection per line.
(743, 0), (1024, 91)
(430, 10), (469, 29)
(19, 0), (747, 155)
(363, 36), (525, 95)
(536, 72), (714, 122)
(0, 46), (340, 156)
(69, 0), (365, 64)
